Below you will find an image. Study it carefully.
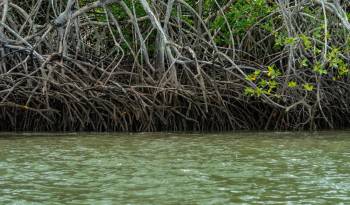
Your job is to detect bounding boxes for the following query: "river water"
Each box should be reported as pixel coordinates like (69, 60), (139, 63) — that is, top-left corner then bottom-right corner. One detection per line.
(0, 132), (350, 204)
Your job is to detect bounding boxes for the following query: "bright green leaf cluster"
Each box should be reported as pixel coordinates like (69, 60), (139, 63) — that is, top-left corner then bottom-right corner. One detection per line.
(288, 81), (297, 88)
(245, 70), (261, 81)
(313, 62), (327, 75)
(267, 65), (281, 79)
(303, 83), (314, 91)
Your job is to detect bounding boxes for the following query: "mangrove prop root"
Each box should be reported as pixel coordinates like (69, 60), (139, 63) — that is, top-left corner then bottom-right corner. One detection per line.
(0, 0), (349, 131)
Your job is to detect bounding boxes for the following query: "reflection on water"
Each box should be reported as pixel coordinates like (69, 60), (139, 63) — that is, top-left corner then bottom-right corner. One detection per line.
(0, 132), (350, 204)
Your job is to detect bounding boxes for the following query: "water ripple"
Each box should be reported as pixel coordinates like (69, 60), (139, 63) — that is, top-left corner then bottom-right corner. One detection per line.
(0, 132), (349, 204)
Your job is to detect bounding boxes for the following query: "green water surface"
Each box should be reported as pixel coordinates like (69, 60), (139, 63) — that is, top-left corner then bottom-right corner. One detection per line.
(0, 132), (350, 204)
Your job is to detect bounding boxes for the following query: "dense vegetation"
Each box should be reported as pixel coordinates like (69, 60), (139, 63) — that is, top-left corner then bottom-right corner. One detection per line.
(0, 0), (349, 131)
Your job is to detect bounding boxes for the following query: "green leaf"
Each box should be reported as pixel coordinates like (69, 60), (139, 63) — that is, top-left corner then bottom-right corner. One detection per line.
(313, 62), (327, 75)
(267, 65), (281, 79)
(339, 65), (349, 76)
(255, 87), (263, 97)
(303, 83), (314, 91)
(268, 80), (277, 89)
(258, 79), (268, 87)
(284, 37), (297, 45)
(254, 70), (261, 75)
(299, 34), (312, 49)
(288, 81), (297, 88)
(244, 87), (255, 96)
(245, 74), (256, 81)
(300, 58), (308, 67)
